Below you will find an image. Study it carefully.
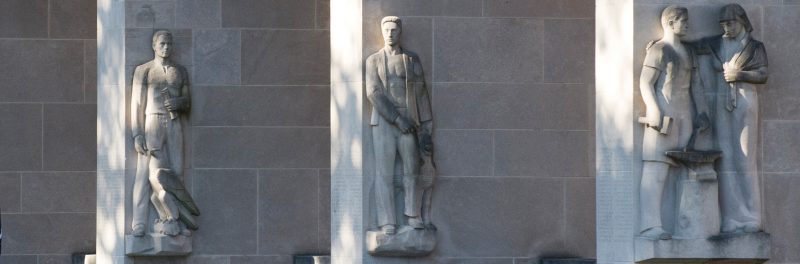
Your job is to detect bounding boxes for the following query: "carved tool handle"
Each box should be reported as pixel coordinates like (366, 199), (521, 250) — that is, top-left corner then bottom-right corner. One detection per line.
(160, 87), (178, 120)
(637, 116), (672, 135)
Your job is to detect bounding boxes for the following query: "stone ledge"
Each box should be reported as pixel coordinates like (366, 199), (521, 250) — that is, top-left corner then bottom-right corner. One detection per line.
(125, 234), (192, 256)
(635, 232), (770, 263)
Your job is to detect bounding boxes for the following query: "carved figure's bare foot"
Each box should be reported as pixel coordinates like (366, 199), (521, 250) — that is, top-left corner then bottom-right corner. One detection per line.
(132, 224), (146, 237)
(407, 217), (424, 229)
(381, 224), (396, 235)
(639, 227), (671, 240)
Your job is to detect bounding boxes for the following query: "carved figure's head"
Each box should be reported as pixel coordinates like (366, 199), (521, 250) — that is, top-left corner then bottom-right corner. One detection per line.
(719, 4), (752, 38)
(381, 16), (402, 47)
(152, 30), (173, 59)
(660, 5), (689, 38)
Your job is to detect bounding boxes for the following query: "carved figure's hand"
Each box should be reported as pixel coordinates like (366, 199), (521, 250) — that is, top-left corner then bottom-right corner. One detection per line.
(695, 112), (710, 132)
(394, 116), (415, 134)
(134, 135), (147, 155)
(723, 62), (741, 83)
(645, 107), (662, 130)
(419, 133), (433, 156)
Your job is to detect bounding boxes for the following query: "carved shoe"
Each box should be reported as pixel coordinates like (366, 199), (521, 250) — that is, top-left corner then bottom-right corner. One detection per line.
(408, 217), (424, 229)
(381, 225), (396, 235)
(132, 224), (146, 237)
(743, 222), (761, 233)
(639, 227), (672, 240)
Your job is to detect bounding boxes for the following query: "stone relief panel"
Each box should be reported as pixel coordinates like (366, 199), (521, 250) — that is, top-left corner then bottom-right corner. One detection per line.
(636, 4), (769, 262)
(365, 16), (437, 257)
(126, 30), (199, 256)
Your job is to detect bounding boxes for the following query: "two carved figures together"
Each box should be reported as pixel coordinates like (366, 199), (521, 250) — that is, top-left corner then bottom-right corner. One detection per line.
(639, 4), (768, 240)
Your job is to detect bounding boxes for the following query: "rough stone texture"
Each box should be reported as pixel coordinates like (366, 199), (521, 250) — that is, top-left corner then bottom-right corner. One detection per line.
(0, 104), (42, 171)
(43, 104), (96, 171)
(193, 29), (240, 85)
(1, 213), (95, 254)
(0, 0), (48, 38)
(494, 130), (593, 177)
(543, 19), (595, 83)
(0, 173), (21, 212)
(193, 169), (258, 254)
(192, 85), (329, 126)
(193, 127), (329, 168)
(483, 0), (593, 18)
(222, 0), (316, 28)
(433, 17), (542, 83)
(764, 174), (800, 263)
(176, 0), (221, 29)
(258, 169), (322, 255)
(50, 0), (97, 39)
(0, 40), (85, 102)
(241, 29), (330, 85)
(433, 83), (591, 130)
(432, 130), (493, 176)
(20, 172), (96, 213)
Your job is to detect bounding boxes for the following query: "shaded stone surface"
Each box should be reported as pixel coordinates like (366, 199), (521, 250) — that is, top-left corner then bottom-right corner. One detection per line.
(222, 0), (316, 28)
(0, 0), (48, 38)
(0, 104), (42, 171)
(635, 233), (771, 263)
(125, 234), (192, 256)
(193, 169), (257, 255)
(20, 172), (96, 213)
(241, 30), (330, 85)
(50, 0), (97, 39)
(43, 104), (96, 171)
(366, 226), (436, 257)
(0, 40), (85, 102)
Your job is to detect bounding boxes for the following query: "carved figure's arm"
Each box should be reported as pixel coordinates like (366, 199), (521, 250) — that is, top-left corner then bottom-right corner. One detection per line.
(736, 66), (768, 84)
(131, 66), (148, 154)
(640, 67), (662, 129)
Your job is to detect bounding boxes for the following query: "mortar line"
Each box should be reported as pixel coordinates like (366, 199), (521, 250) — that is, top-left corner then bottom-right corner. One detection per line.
(256, 169), (260, 255)
(41, 104), (44, 170)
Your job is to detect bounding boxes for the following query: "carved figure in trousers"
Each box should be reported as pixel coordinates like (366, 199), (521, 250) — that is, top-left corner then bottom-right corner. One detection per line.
(131, 30), (199, 237)
(696, 4), (768, 234)
(638, 5), (709, 240)
(366, 16), (434, 235)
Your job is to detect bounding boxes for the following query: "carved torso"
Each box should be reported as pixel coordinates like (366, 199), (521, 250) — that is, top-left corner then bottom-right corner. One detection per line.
(386, 52), (407, 108)
(145, 64), (186, 115)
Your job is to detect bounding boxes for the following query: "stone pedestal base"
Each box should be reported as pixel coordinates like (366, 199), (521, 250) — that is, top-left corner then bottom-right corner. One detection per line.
(366, 226), (436, 257)
(635, 232), (770, 263)
(125, 234), (192, 256)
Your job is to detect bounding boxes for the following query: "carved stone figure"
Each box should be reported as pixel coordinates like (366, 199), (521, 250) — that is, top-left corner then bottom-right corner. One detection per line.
(127, 30), (199, 256)
(697, 4), (768, 234)
(638, 5), (709, 240)
(365, 16), (436, 257)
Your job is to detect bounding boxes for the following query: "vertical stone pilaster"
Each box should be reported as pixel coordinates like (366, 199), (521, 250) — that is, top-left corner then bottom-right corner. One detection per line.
(97, 0), (129, 262)
(595, 0), (636, 263)
(330, 0), (365, 263)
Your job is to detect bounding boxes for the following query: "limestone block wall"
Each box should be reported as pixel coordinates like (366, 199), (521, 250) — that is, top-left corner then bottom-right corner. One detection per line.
(120, 0), (332, 263)
(359, 0), (596, 262)
(0, 0), (98, 263)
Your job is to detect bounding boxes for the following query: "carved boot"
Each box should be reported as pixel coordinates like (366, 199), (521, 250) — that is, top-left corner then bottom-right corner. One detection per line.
(639, 226), (672, 240)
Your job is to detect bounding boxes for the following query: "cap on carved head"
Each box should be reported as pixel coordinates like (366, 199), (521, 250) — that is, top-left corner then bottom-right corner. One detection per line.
(719, 4), (753, 32)
(381, 16), (402, 29)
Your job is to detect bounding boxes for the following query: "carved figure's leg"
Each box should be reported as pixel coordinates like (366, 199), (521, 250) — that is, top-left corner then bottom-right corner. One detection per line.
(639, 161), (671, 240)
(373, 122), (398, 232)
(398, 132), (422, 228)
(131, 154), (151, 236)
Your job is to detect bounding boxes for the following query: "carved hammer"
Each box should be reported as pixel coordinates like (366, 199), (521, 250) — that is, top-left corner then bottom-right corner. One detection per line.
(638, 116), (672, 135)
